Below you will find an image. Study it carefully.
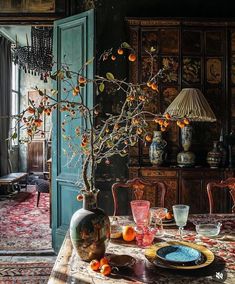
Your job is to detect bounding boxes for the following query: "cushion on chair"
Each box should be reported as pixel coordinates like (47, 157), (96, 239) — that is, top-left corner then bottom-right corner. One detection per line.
(34, 179), (50, 193)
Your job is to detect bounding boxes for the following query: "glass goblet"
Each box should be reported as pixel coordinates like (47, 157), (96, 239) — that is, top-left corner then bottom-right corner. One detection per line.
(130, 200), (150, 228)
(172, 204), (189, 240)
(150, 207), (168, 237)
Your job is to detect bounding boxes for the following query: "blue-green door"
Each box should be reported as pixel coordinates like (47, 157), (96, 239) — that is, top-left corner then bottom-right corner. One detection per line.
(52, 10), (94, 252)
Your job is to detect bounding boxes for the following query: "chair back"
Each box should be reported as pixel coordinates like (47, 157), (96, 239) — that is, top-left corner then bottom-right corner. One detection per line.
(207, 177), (235, 214)
(112, 177), (167, 216)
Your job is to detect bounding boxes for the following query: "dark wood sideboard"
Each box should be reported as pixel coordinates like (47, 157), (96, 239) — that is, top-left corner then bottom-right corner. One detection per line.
(129, 166), (235, 214)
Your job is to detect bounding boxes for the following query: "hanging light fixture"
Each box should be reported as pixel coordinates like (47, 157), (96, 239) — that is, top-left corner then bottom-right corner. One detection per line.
(12, 26), (53, 83)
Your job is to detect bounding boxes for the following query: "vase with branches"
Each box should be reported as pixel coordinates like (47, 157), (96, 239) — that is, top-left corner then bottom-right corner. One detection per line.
(11, 42), (184, 260)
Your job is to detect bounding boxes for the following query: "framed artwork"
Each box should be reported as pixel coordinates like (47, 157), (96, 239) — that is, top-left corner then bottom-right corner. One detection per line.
(141, 56), (158, 82)
(162, 57), (179, 83)
(206, 31), (223, 54)
(0, 0), (55, 13)
(142, 86), (160, 114)
(231, 32), (235, 52)
(182, 30), (201, 54)
(141, 31), (159, 53)
(0, 0), (67, 23)
(161, 86), (179, 111)
(182, 57), (201, 84)
(205, 88), (222, 119)
(206, 58), (222, 84)
(160, 29), (179, 54)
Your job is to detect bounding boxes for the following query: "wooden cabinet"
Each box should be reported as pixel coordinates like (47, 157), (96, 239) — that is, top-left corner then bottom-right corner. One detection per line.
(127, 18), (235, 166)
(129, 167), (234, 213)
(126, 18), (235, 214)
(27, 139), (45, 173)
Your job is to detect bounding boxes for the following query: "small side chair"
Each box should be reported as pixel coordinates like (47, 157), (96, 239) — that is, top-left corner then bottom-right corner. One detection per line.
(207, 177), (235, 214)
(111, 177), (167, 216)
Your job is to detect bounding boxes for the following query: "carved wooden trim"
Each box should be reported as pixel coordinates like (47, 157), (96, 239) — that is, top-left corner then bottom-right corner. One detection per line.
(126, 17), (235, 28)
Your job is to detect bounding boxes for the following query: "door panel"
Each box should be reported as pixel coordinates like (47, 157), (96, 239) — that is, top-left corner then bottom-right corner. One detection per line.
(52, 10), (94, 252)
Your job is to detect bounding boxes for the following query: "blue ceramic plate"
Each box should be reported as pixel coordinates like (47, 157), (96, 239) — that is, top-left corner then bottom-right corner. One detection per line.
(156, 245), (201, 264)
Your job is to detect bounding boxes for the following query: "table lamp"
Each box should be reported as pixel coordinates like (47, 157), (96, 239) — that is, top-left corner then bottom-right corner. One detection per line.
(164, 88), (216, 167)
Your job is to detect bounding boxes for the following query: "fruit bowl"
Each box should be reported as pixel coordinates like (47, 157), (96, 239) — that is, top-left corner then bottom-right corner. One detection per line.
(195, 222), (222, 237)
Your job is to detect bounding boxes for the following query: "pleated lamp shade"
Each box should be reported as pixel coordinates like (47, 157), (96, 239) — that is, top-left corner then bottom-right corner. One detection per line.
(164, 88), (216, 122)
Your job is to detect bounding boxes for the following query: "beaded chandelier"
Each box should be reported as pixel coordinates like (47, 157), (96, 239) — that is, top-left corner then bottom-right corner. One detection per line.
(12, 26), (53, 82)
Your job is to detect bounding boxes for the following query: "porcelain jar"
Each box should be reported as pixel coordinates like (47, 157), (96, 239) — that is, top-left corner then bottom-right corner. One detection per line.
(149, 131), (167, 166)
(70, 191), (110, 261)
(207, 141), (222, 168)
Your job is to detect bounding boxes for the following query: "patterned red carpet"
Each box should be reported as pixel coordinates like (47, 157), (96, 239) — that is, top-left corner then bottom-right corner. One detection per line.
(0, 261), (54, 284)
(0, 186), (52, 251)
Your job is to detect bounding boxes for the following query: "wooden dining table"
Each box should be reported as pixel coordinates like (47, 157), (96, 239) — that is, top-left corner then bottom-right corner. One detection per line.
(48, 214), (235, 284)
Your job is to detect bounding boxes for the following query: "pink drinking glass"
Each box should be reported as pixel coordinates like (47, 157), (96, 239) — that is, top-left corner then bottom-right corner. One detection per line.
(130, 200), (150, 227)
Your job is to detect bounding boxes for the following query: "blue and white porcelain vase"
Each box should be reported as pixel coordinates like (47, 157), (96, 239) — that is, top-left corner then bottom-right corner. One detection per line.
(149, 131), (167, 166)
(177, 125), (195, 167)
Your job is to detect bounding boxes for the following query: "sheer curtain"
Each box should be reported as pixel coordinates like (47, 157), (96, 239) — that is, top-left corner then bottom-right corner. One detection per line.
(0, 36), (12, 176)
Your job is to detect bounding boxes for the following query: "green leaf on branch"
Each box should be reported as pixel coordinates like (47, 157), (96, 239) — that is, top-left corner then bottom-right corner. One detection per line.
(121, 42), (131, 49)
(66, 70), (72, 78)
(38, 90), (44, 96)
(12, 132), (17, 139)
(99, 82), (105, 92)
(85, 57), (95, 65)
(51, 89), (58, 96)
(106, 72), (115, 80)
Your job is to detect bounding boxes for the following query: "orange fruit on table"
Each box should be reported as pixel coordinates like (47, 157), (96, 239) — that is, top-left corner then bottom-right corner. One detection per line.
(122, 226), (136, 242)
(100, 257), (109, 267)
(100, 264), (112, 276)
(89, 259), (100, 271)
(128, 53), (137, 62)
(165, 212), (173, 220)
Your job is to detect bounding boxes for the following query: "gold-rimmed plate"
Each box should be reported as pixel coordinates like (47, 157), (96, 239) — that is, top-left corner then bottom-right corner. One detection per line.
(145, 241), (215, 270)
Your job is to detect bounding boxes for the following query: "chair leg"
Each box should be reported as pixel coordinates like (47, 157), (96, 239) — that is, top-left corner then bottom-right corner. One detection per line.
(37, 192), (40, 207)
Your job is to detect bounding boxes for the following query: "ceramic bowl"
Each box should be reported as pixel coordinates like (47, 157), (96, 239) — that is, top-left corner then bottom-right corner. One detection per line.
(195, 222), (222, 237)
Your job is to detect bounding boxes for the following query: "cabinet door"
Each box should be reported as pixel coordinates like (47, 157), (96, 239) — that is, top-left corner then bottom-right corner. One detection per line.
(180, 171), (204, 214)
(28, 139), (45, 172)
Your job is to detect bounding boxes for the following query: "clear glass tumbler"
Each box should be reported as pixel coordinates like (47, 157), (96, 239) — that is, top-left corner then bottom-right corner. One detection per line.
(150, 207), (168, 237)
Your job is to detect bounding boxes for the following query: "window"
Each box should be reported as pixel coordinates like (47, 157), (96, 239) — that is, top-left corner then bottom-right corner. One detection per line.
(11, 62), (19, 146)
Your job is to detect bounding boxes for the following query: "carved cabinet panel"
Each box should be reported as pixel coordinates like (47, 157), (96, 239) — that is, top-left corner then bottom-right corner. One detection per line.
(129, 167), (234, 213)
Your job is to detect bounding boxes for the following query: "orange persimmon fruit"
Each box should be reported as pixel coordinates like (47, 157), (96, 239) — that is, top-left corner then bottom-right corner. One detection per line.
(89, 259), (100, 271)
(165, 212), (173, 220)
(100, 264), (112, 276)
(100, 257), (109, 267)
(122, 226), (136, 242)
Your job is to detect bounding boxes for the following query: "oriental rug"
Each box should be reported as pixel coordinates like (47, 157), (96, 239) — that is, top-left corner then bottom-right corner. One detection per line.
(0, 187), (52, 251)
(0, 261), (54, 284)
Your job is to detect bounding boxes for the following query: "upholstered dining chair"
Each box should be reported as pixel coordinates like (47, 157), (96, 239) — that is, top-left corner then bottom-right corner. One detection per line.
(207, 177), (235, 214)
(111, 177), (167, 216)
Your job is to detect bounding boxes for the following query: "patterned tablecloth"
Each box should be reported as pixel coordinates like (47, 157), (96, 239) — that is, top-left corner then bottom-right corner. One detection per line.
(49, 214), (235, 284)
